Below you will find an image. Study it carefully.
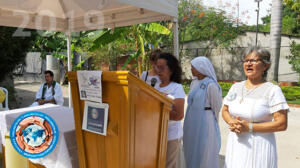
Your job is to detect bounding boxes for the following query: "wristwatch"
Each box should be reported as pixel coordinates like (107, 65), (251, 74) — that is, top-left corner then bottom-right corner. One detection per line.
(249, 123), (253, 133)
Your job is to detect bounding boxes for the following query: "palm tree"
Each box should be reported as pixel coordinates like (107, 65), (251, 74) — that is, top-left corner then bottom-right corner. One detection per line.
(268, 0), (283, 82)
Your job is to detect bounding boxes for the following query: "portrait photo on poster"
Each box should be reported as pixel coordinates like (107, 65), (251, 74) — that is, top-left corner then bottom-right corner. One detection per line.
(82, 101), (109, 136)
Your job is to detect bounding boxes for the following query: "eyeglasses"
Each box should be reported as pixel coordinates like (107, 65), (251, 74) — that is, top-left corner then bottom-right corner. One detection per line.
(242, 59), (261, 64)
(155, 65), (168, 71)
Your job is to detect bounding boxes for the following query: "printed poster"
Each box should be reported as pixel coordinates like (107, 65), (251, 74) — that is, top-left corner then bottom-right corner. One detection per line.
(82, 101), (109, 136)
(77, 71), (102, 103)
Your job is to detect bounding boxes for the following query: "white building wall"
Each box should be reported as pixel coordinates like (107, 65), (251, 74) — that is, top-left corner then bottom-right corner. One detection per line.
(181, 31), (300, 82)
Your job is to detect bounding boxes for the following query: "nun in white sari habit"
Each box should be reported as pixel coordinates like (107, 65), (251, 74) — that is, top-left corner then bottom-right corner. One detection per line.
(183, 56), (222, 168)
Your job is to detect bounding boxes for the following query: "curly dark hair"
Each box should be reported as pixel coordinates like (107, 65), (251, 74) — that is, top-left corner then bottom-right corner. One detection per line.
(158, 53), (182, 83)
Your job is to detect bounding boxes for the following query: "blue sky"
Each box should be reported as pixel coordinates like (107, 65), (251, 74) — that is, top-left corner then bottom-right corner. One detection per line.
(202, 0), (272, 25)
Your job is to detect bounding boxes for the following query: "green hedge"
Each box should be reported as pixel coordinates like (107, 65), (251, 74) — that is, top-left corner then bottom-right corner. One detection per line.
(219, 82), (233, 92)
(281, 86), (300, 100)
(184, 81), (300, 103)
(183, 81), (234, 95)
(219, 82), (300, 102)
(182, 83), (190, 94)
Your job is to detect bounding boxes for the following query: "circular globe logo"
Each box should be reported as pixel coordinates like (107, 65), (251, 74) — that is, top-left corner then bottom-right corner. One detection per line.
(10, 111), (59, 159)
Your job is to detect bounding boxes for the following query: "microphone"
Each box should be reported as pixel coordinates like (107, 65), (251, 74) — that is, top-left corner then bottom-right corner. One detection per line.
(150, 78), (157, 87)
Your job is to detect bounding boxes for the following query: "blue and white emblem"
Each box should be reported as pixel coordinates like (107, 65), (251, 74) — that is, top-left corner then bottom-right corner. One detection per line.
(200, 84), (206, 89)
(10, 111), (59, 159)
(227, 92), (237, 101)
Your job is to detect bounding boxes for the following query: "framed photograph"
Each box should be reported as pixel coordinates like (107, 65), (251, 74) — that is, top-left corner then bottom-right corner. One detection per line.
(82, 101), (109, 136)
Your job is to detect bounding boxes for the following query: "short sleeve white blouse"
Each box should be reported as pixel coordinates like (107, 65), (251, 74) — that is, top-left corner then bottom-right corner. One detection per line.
(223, 81), (289, 123)
(156, 82), (185, 141)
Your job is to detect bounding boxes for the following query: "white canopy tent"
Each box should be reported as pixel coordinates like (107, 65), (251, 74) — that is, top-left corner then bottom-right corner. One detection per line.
(0, 0), (179, 107)
(0, 0), (177, 31)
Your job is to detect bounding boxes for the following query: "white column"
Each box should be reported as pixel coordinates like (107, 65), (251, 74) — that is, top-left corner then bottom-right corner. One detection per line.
(66, 31), (72, 108)
(173, 18), (179, 59)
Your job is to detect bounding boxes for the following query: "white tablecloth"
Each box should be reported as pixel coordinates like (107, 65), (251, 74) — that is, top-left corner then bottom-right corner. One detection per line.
(0, 104), (79, 168)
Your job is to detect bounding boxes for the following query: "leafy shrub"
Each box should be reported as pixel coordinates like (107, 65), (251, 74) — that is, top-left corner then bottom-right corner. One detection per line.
(183, 81), (234, 96)
(219, 82), (300, 101)
(281, 86), (300, 100)
(219, 82), (233, 92)
(287, 41), (300, 81)
(182, 80), (191, 94)
(180, 81), (300, 103)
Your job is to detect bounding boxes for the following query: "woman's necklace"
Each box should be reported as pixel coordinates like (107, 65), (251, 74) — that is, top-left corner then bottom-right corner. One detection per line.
(240, 82), (264, 104)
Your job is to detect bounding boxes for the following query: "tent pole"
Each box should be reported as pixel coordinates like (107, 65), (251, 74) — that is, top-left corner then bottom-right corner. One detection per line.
(173, 18), (179, 59)
(66, 31), (72, 108)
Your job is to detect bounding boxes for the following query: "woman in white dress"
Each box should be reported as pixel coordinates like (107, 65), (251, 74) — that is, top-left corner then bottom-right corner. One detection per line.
(155, 53), (185, 168)
(222, 46), (289, 168)
(183, 57), (222, 168)
(140, 49), (161, 87)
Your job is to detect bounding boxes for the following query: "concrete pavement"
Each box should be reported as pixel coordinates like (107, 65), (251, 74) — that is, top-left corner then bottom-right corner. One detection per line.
(13, 81), (69, 108)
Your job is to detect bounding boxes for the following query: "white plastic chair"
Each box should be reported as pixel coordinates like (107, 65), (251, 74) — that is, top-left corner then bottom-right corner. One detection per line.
(0, 87), (9, 111)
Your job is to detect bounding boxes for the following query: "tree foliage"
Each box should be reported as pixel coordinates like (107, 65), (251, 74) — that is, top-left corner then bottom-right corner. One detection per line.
(31, 31), (98, 71)
(178, 0), (242, 45)
(90, 31), (136, 71)
(177, 0), (243, 57)
(31, 31), (94, 58)
(0, 27), (36, 81)
(284, 0), (300, 11)
(287, 41), (300, 78)
(247, 2), (300, 36)
(89, 23), (171, 75)
(31, 31), (67, 58)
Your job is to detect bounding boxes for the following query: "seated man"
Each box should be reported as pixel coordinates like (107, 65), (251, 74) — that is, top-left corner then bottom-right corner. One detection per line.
(31, 70), (64, 106)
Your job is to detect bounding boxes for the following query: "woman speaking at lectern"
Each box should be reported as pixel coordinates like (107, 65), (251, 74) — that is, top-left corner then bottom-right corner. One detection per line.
(140, 49), (162, 87)
(155, 53), (185, 168)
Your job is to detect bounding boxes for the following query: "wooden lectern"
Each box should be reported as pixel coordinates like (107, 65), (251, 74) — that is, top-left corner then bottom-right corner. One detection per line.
(68, 71), (173, 168)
